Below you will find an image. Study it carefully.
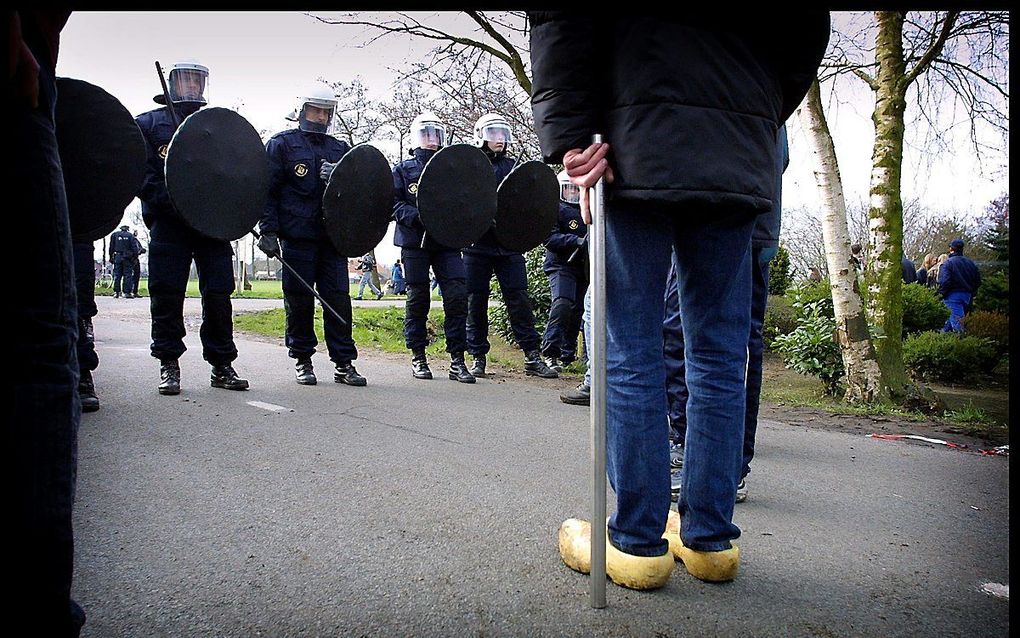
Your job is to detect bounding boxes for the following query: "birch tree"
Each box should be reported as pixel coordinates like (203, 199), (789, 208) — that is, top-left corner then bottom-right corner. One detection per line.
(829, 11), (1008, 395)
(799, 79), (888, 403)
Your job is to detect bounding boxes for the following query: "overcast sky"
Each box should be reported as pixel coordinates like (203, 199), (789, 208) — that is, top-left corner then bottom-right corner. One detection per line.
(57, 11), (1008, 266)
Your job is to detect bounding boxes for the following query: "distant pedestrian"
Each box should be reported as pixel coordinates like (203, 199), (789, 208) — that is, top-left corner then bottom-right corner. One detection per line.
(355, 252), (384, 300)
(939, 239), (981, 333)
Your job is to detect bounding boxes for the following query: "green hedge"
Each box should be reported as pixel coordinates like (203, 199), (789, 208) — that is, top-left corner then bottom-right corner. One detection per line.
(901, 283), (950, 336)
(902, 331), (1000, 382)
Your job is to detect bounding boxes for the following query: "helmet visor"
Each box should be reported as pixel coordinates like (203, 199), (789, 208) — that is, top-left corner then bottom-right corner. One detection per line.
(413, 123), (446, 149)
(299, 103), (335, 134)
(169, 68), (208, 103)
(480, 123), (513, 144)
(560, 182), (580, 204)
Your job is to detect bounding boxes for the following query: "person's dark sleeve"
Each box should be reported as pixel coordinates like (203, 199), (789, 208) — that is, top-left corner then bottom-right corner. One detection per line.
(392, 165), (420, 228)
(545, 223), (584, 254)
(260, 137), (284, 235)
(135, 115), (174, 211)
(529, 12), (603, 163)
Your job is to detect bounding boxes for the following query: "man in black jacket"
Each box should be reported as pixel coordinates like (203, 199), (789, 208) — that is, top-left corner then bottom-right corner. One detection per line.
(530, 12), (829, 589)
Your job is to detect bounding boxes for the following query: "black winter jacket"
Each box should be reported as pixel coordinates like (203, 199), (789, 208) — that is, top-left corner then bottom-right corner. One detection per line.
(529, 12), (829, 216)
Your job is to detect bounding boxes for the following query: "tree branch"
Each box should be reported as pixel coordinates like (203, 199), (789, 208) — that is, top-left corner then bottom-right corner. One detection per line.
(903, 10), (959, 87)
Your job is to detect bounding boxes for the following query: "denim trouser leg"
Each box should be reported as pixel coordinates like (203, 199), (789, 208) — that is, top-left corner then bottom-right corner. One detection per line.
(603, 209), (673, 557)
(583, 286), (592, 387)
(942, 292), (969, 332)
(743, 245), (771, 478)
(663, 252), (688, 444)
(674, 214), (754, 551)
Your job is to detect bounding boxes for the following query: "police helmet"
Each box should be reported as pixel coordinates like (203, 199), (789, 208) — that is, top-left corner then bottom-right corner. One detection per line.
(167, 58), (209, 105)
(290, 83), (338, 135)
(410, 112), (446, 150)
(557, 170), (580, 205)
(473, 113), (513, 149)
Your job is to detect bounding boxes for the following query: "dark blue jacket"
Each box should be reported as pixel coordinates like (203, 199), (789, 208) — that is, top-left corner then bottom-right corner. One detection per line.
(464, 149), (518, 256)
(544, 202), (587, 273)
(135, 106), (185, 226)
(262, 129), (351, 242)
(938, 253), (981, 297)
(109, 229), (139, 263)
(392, 148), (446, 249)
(902, 257), (918, 284)
(753, 125), (789, 249)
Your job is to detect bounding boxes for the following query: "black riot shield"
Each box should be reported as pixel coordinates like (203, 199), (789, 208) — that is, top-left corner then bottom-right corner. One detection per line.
(494, 161), (559, 253)
(165, 107), (269, 241)
(416, 144), (497, 249)
(322, 144), (393, 257)
(55, 77), (147, 242)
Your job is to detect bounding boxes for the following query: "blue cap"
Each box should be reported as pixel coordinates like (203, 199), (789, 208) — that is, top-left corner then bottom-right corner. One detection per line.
(950, 239), (964, 250)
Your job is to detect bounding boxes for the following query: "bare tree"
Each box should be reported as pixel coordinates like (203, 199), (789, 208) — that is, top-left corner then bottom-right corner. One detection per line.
(312, 11), (532, 93)
(822, 11), (1008, 396)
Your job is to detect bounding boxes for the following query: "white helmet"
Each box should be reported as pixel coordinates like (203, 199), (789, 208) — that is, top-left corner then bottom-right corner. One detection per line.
(167, 58), (209, 104)
(473, 112), (513, 149)
(293, 82), (337, 134)
(410, 111), (446, 150)
(557, 170), (580, 204)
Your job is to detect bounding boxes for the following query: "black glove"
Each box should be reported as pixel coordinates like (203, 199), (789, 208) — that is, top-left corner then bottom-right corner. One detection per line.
(258, 232), (281, 258)
(320, 160), (337, 183)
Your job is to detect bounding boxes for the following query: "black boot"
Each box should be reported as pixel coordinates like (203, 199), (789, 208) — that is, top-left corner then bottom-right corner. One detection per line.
(543, 355), (563, 373)
(114, 292), (121, 298)
(295, 358), (317, 385)
(79, 369), (101, 412)
(524, 350), (559, 378)
(469, 354), (487, 378)
(334, 361), (367, 386)
(560, 382), (590, 406)
(449, 353), (476, 384)
(411, 351), (433, 380)
(158, 359), (181, 395)
(211, 363), (249, 391)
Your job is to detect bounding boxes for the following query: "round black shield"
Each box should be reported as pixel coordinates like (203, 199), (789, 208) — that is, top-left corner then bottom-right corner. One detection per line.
(322, 144), (393, 257)
(165, 107), (269, 241)
(416, 144), (497, 249)
(495, 161), (559, 253)
(55, 78), (147, 242)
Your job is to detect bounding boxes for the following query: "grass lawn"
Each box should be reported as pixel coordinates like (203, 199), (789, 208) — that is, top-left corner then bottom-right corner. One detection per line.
(97, 279), (438, 301)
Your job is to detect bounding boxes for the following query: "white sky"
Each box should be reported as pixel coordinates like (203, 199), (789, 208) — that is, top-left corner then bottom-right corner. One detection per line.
(57, 11), (1008, 266)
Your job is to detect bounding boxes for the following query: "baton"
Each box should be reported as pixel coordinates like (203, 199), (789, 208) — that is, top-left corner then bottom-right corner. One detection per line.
(251, 230), (349, 326)
(567, 232), (589, 265)
(589, 134), (608, 609)
(154, 61), (180, 128)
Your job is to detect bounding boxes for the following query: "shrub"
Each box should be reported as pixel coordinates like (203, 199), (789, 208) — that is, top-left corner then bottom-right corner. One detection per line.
(763, 295), (797, 351)
(786, 279), (834, 320)
(901, 283), (950, 336)
(773, 300), (844, 396)
(973, 271), (1009, 315)
(962, 310), (1009, 356)
(768, 244), (793, 296)
(902, 331), (999, 382)
(490, 247), (551, 345)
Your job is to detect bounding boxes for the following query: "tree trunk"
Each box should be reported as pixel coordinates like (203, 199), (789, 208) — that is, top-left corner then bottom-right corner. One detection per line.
(799, 80), (889, 403)
(867, 11), (910, 394)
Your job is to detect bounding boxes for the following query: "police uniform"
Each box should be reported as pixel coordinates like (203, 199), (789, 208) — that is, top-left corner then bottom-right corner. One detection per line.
(135, 104), (239, 367)
(463, 150), (548, 370)
(393, 147), (470, 357)
(73, 241), (100, 410)
(108, 226), (137, 297)
(262, 128), (359, 366)
(128, 233), (145, 296)
(541, 201), (588, 363)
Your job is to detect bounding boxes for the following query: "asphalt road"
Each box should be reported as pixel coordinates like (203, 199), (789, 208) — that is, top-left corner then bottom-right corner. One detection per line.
(72, 297), (1009, 637)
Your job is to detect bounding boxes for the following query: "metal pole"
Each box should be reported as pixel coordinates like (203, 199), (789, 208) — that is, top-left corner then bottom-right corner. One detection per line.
(589, 133), (608, 609)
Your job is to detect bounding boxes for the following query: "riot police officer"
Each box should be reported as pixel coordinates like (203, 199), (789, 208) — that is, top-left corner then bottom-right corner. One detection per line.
(259, 83), (366, 387)
(109, 224), (137, 298)
(135, 59), (249, 395)
(541, 171), (588, 371)
(128, 229), (146, 297)
(74, 241), (101, 411)
(392, 112), (474, 383)
(463, 113), (557, 379)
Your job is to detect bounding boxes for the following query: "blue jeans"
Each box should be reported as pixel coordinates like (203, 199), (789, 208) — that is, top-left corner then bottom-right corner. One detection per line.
(357, 271), (382, 297)
(941, 292), (970, 332)
(583, 286), (592, 387)
(604, 203), (753, 555)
